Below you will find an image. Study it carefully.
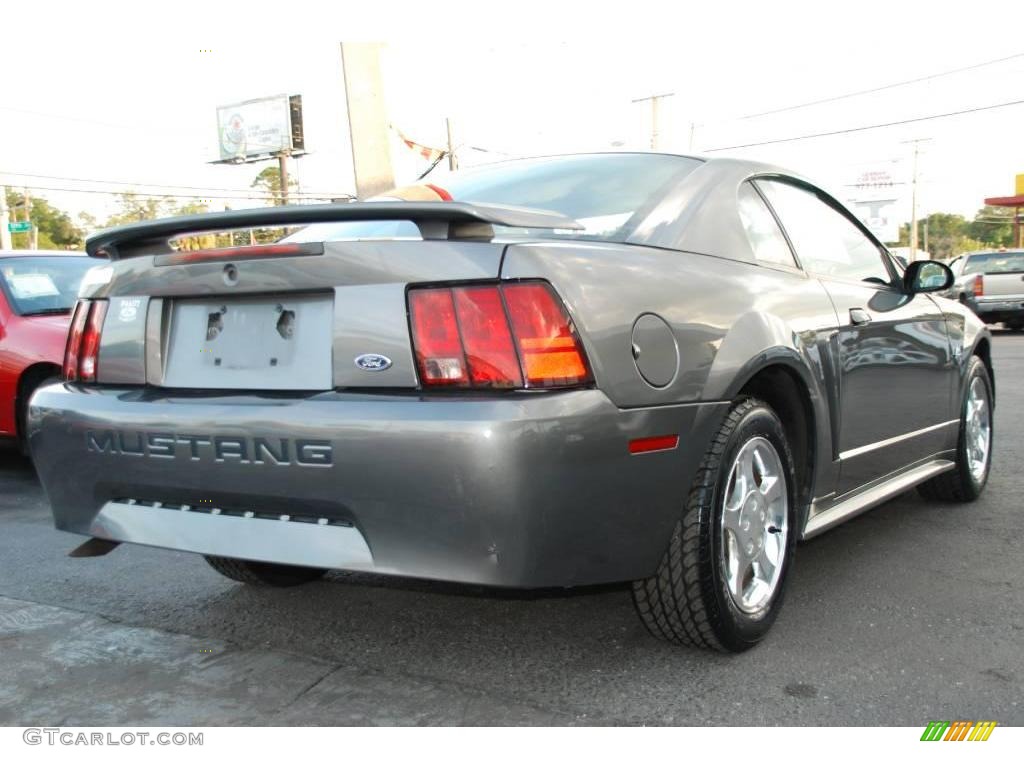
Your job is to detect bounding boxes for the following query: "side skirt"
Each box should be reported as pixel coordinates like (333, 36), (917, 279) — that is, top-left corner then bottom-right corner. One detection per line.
(802, 458), (955, 539)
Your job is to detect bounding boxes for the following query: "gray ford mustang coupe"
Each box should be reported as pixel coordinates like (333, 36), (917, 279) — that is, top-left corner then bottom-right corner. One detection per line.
(28, 153), (994, 652)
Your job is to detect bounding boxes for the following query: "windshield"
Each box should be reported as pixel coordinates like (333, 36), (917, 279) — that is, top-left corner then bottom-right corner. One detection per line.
(285, 154), (702, 244)
(963, 251), (1024, 275)
(0, 256), (95, 315)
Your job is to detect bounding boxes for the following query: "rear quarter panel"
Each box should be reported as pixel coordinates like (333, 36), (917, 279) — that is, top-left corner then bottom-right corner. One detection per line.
(501, 242), (841, 504)
(930, 294), (994, 408)
(501, 241), (838, 406)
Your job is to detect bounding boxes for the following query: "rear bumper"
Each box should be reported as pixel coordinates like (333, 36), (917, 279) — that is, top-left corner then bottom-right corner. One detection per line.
(969, 297), (1024, 321)
(28, 384), (726, 588)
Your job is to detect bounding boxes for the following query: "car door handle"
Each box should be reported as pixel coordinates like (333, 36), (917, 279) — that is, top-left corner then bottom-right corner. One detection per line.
(849, 308), (872, 326)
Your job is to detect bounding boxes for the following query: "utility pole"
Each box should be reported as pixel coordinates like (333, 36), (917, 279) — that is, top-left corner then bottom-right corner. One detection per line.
(902, 138), (931, 261)
(25, 188), (38, 250)
(0, 185), (11, 250)
(277, 153), (290, 206)
(632, 92), (674, 151)
(446, 118), (458, 171)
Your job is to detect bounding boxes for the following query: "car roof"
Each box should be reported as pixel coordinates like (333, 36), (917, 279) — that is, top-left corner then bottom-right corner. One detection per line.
(0, 249), (88, 259)
(962, 249), (1024, 256)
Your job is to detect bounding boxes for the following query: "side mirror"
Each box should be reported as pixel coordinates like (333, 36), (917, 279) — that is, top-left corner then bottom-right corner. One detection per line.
(903, 260), (953, 294)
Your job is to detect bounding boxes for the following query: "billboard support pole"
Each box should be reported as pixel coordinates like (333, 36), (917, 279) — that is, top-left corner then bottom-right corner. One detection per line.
(277, 152), (290, 206)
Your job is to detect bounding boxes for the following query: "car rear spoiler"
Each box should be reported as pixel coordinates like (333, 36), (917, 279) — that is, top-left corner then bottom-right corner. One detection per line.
(85, 202), (584, 260)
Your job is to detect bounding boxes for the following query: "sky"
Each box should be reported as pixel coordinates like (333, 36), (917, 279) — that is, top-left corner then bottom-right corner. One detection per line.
(1, 0), (1023, 234)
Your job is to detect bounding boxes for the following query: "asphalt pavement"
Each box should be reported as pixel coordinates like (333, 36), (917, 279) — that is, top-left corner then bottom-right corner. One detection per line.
(1, 333), (1022, 726)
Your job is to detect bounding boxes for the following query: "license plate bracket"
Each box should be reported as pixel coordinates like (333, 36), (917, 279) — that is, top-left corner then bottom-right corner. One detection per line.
(162, 294), (333, 390)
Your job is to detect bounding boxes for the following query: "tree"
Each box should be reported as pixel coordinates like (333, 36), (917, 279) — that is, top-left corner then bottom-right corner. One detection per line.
(966, 205), (1014, 248)
(251, 166), (296, 206)
(897, 212), (987, 261)
(103, 192), (174, 228)
(167, 202), (218, 251)
(4, 189), (84, 250)
(77, 211), (99, 236)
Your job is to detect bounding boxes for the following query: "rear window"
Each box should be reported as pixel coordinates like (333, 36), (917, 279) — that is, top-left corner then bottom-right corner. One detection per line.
(0, 256), (94, 316)
(962, 251), (1024, 275)
(286, 154), (701, 244)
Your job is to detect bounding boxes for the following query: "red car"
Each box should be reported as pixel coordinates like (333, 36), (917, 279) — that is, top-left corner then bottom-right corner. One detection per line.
(0, 250), (98, 452)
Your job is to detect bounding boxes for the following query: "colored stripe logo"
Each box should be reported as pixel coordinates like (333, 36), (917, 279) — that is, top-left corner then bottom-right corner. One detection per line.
(920, 720), (997, 741)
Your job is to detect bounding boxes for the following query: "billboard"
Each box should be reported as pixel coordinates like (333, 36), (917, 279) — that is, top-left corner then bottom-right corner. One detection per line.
(216, 94), (305, 162)
(844, 164), (902, 244)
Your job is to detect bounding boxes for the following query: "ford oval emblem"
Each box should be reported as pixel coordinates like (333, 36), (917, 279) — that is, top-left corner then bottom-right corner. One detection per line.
(354, 353), (393, 372)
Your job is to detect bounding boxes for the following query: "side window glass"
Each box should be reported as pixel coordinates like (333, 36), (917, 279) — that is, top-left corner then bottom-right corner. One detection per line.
(737, 182), (797, 267)
(757, 180), (892, 285)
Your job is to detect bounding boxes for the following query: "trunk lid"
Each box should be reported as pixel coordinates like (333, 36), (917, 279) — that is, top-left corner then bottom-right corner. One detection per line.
(91, 239), (508, 390)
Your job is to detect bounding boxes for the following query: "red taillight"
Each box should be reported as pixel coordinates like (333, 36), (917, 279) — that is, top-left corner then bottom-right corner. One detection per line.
(453, 286), (522, 387)
(973, 274), (984, 297)
(62, 301), (89, 381)
(79, 301), (108, 382)
(503, 283), (589, 387)
(408, 281), (591, 390)
(63, 299), (107, 382)
(409, 288), (469, 386)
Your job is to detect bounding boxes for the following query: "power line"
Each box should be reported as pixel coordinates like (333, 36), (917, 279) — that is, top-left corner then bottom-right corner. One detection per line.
(0, 170), (354, 199)
(8, 184), (336, 203)
(738, 52), (1024, 120)
(702, 97), (1024, 152)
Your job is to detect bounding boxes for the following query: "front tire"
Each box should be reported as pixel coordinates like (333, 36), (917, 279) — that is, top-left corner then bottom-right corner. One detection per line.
(918, 356), (993, 502)
(632, 398), (797, 652)
(204, 556), (326, 586)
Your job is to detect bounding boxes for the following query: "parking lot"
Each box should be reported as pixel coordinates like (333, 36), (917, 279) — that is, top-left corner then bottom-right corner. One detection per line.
(1, 333), (1021, 727)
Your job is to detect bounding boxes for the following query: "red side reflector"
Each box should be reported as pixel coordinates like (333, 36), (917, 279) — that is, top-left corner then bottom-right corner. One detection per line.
(154, 242), (324, 266)
(629, 435), (679, 454)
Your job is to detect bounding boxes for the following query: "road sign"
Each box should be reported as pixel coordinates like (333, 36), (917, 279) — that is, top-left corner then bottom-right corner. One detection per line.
(7, 221), (32, 234)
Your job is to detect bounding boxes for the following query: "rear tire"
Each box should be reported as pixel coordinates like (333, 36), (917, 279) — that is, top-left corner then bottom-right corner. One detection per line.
(632, 397), (797, 652)
(204, 556), (326, 586)
(918, 356), (993, 502)
(1006, 320), (1024, 332)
